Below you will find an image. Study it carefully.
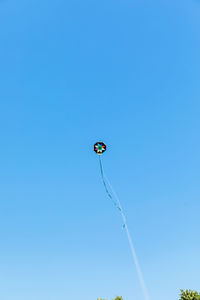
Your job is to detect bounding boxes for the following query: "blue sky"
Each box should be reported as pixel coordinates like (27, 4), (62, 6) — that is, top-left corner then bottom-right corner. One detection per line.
(0, 0), (200, 299)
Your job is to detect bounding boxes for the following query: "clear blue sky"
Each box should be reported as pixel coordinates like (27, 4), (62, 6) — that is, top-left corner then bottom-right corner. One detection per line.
(0, 0), (200, 299)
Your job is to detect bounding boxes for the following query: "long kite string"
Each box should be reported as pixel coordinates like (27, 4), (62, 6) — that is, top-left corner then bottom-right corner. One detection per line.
(99, 156), (150, 300)
(99, 156), (121, 211)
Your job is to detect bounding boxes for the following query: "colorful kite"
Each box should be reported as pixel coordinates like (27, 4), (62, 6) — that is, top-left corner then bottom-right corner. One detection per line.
(94, 142), (106, 155)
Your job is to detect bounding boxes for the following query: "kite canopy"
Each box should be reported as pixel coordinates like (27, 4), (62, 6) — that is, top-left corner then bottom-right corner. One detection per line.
(94, 142), (106, 155)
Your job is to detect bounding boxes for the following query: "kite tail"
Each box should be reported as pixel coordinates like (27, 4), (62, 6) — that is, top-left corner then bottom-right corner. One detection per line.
(99, 156), (120, 210)
(99, 156), (150, 300)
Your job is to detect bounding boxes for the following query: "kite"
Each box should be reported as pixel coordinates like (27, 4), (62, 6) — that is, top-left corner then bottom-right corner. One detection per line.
(94, 141), (150, 300)
(94, 142), (106, 155)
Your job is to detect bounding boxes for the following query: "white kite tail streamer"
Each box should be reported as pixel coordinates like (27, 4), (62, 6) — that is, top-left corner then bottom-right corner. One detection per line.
(99, 156), (150, 300)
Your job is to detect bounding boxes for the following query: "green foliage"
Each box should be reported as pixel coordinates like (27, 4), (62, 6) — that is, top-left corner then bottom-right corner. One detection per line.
(97, 296), (123, 300)
(180, 290), (200, 300)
